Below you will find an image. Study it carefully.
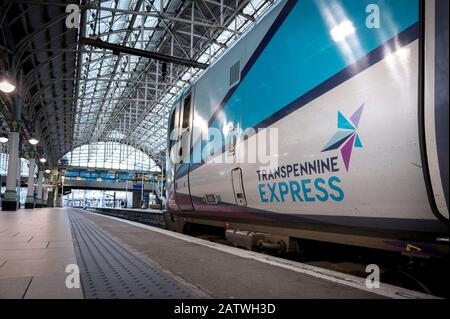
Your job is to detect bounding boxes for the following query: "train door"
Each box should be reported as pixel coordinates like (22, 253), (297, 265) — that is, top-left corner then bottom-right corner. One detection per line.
(174, 91), (194, 211)
(166, 104), (179, 211)
(188, 118), (246, 211)
(228, 59), (247, 208)
(188, 67), (246, 211)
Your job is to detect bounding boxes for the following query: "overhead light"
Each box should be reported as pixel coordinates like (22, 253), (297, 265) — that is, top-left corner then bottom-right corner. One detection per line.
(28, 138), (39, 145)
(45, 169), (51, 174)
(39, 158), (47, 163)
(0, 134), (8, 143)
(0, 77), (15, 93)
(330, 20), (356, 42)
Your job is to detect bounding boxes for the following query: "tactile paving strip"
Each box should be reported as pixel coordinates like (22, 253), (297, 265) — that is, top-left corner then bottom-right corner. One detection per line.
(68, 210), (197, 299)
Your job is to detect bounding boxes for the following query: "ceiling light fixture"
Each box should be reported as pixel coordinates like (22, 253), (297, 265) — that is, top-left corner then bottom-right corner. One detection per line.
(0, 70), (16, 93)
(28, 138), (39, 145)
(0, 133), (8, 143)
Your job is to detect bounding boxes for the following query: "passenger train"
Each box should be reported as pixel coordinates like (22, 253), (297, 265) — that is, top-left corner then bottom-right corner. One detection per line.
(164, 0), (449, 258)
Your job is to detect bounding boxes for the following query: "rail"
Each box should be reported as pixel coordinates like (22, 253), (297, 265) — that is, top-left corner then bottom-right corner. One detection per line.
(87, 207), (166, 228)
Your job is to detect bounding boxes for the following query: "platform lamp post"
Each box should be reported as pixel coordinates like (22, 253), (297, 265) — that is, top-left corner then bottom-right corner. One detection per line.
(25, 137), (40, 208)
(0, 133), (7, 210)
(0, 129), (8, 201)
(25, 148), (36, 209)
(17, 148), (25, 209)
(160, 169), (164, 208)
(125, 179), (128, 208)
(141, 171), (145, 208)
(61, 175), (65, 208)
(35, 167), (43, 208)
(34, 157), (46, 208)
(43, 169), (51, 207)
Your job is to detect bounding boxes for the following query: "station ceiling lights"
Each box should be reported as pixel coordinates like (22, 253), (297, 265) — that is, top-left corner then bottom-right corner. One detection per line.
(28, 138), (39, 145)
(0, 133), (8, 143)
(0, 72), (15, 94)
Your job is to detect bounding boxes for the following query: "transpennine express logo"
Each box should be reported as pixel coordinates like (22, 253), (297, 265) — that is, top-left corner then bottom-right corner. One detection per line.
(255, 104), (365, 204)
(322, 104), (364, 171)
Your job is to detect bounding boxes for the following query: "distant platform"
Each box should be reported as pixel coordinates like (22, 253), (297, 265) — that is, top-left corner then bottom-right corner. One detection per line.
(0, 208), (437, 299)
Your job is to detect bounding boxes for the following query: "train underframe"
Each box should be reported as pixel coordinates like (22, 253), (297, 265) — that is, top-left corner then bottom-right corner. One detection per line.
(164, 210), (449, 260)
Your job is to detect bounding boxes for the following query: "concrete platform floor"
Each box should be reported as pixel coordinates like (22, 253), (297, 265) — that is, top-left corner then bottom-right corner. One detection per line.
(0, 208), (436, 299)
(0, 208), (82, 299)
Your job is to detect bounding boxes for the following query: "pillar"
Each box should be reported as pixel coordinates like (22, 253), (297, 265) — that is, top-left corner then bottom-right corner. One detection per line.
(132, 190), (141, 208)
(55, 192), (62, 207)
(25, 154), (35, 209)
(43, 186), (48, 207)
(16, 151), (21, 209)
(55, 172), (63, 207)
(35, 169), (43, 208)
(2, 120), (21, 211)
(47, 187), (55, 207)
(46, 171), (57, 207)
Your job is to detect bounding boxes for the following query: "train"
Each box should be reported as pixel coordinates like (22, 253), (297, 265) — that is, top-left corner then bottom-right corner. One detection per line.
(164, 0), (449, 258)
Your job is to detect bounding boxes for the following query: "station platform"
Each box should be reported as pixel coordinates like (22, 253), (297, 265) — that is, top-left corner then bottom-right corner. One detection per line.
(0, 208), (437, 299)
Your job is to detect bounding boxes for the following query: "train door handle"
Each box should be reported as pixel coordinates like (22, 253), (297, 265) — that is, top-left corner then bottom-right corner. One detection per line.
(231, 167), (247, 207)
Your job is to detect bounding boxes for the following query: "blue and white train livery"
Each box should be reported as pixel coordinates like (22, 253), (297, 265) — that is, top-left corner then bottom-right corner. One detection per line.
(164, 0), (449, 258)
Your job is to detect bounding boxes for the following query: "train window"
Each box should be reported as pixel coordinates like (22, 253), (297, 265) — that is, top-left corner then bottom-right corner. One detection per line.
(168, 110), (176, 149)
(169, 111), (176, 134)
(182, 95), (191, 129)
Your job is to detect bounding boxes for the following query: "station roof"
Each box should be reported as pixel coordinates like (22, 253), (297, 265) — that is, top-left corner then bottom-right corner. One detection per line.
(0, 0), (276, 168)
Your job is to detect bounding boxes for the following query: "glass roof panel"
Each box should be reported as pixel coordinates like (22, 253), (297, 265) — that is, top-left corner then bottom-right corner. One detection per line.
(73, 0), (276, 170)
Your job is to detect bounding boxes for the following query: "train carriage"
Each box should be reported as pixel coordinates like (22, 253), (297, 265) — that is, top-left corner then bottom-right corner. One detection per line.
(165, 0), (449, 258)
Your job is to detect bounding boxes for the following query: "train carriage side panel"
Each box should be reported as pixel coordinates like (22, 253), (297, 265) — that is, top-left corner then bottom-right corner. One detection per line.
(165, 0), (448, 254)
(187, 1), (287, 214)
(193, 0), (445, 231)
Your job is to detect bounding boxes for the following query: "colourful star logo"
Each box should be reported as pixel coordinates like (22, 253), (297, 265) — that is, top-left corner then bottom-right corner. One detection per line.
(322, 104), (364, 171)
